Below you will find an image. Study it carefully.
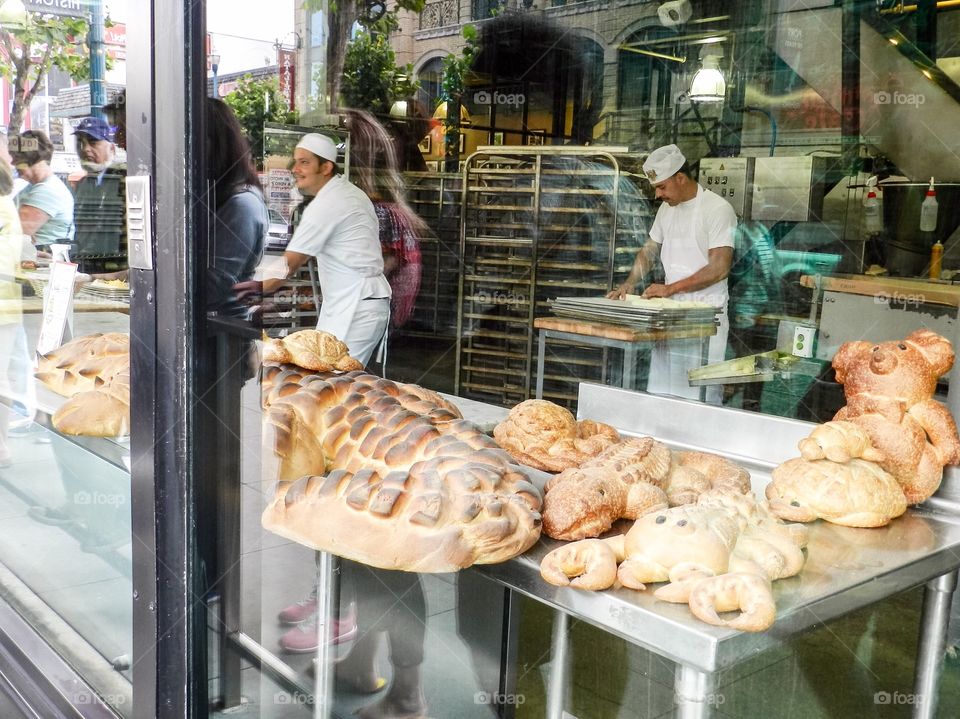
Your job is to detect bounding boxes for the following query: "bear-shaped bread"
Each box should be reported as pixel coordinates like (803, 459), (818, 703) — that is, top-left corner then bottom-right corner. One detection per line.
(831, 329), (960, 503)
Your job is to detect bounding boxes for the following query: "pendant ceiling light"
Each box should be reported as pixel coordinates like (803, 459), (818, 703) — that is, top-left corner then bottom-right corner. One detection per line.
(688, 48), (725, 103)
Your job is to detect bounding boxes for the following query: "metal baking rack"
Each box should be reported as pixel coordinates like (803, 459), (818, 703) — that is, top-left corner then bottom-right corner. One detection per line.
(454, 147), (653, 408)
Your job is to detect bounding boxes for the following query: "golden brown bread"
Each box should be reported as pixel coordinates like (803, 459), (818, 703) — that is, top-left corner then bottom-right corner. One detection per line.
(831, 329), (960, 503)
(52, 369), (130, 437)
(766, 457), (907, 527)
(493, 399), (620, 472)
(35, 332), (128, 397)
(541, 436), (671, 540)
(35, 333), (130, 437)
(263, 330), (364, 372)
(261, 371), (542, 571)
(665, 450), (752, 506)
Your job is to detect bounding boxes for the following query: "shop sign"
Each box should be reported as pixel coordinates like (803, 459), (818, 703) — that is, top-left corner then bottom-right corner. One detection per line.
(278, 49), (296, 112)
(24, 0), (88, 18)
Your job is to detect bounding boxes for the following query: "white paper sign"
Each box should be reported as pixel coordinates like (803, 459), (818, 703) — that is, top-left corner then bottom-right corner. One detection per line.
(37, 261), (78, 356)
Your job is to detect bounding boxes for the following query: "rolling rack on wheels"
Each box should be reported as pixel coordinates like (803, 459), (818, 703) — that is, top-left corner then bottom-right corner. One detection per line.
(454, 146), (652, 409)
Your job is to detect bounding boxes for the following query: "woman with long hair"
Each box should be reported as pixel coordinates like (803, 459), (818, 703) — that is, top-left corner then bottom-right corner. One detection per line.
(345, 109), (426, 330)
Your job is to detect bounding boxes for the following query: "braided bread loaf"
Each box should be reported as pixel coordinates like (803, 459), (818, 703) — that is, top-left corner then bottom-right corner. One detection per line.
(261, 367), (543, 571)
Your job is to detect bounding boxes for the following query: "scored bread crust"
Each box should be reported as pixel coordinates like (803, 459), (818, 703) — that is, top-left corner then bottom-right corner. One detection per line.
(263, 330), (364, 372)
(542, 437), (672, 540)
(261, 367), (543, 572)
(493, 399), (620, 472)
(35, 332), (129, 398)
(36, 333), (130, 437)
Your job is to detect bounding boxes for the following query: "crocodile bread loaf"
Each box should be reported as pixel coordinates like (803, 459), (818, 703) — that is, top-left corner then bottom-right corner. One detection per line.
(261, 370), (543, 571)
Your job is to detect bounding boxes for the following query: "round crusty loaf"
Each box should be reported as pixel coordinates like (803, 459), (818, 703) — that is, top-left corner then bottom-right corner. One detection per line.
(261, 370), (543, 571)
(52, 369), (130, 437)
(493, 399), (620, 472)
(263, 330), (364, 372)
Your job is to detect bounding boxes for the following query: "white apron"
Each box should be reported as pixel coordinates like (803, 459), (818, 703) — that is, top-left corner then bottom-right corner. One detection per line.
(646, 190), (729, 404)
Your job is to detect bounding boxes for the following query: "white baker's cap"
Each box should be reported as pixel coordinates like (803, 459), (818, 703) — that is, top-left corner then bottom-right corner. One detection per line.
(296, 133), (338, 163)
(642, 144), (685, 185)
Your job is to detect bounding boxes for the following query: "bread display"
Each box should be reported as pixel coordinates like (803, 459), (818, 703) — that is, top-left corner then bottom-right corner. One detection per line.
(261, 368), (543, 572)
(262, 329), (365, 372)
(540, 489), (807, 631)
(36, 333), (131, 437)
(493, 399), (620, 472)
(541, 437), (671, 541)
(831, 329), (960, 503)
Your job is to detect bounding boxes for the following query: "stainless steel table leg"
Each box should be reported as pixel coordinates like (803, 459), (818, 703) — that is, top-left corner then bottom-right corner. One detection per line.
(313, 552), (340, 719)
(536, 331), (547, 399)
(674, 664), (717, 719)
(912, 569), (958, 719)
(698, 335), (709, 403)
(546, 609), (572, 719)
(623, 345), (637, 392)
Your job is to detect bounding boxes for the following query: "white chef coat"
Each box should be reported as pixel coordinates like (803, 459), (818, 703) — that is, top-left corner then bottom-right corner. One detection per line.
(286, 175), (392, 365)
(647, 185), (736, 404)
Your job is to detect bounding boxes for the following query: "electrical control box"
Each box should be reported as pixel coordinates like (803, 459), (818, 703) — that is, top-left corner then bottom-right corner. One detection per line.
(699, 157), (753, 219)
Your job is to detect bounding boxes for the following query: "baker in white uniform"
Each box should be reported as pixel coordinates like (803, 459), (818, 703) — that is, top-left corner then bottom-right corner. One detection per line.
(261, 133), (391, 366)
(607, 144), (736, 404)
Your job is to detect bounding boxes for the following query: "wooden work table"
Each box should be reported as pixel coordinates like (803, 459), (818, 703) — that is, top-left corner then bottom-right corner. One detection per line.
(801, 274), (960, 308)
(533, 316), (716, 399)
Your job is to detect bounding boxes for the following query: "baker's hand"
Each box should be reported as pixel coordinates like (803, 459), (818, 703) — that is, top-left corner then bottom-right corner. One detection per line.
(605, 282), (633, 300)
(233, 279), (264, 304)
(641, 283), (673, 299)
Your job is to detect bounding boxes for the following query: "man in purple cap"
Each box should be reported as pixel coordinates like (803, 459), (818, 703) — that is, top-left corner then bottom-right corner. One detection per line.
(74, 116), (118, 174)
(72, 116), (126, 273)
(607, 143), (736, 403)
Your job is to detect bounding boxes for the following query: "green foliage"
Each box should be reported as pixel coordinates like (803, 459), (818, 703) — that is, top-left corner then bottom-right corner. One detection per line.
(340, 30), (418, 115)
(0, 13), (114, 132)
(223, 75), (298, 168)
(437, 25), (479, 159)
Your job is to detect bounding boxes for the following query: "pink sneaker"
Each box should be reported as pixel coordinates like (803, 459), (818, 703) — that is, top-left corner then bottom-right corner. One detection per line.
(279, 604), (358, 654)
(277, 588), (318, 625)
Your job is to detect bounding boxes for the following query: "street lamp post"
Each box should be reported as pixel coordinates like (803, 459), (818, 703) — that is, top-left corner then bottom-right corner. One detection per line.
(210, 54), (221, 98)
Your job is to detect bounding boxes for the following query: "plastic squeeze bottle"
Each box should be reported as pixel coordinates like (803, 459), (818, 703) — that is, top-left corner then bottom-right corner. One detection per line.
(863, 177), (881, 234)
(920, 176), (939, 232)
(930, 239), (944, 280)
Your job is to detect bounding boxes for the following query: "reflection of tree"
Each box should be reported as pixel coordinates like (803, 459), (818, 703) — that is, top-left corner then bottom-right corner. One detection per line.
(223, 76), (298, 169)
(0, 14), (113, 132)
(305, 0), (426, 113)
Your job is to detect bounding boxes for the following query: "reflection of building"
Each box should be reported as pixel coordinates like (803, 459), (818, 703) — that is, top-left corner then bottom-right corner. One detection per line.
(389, 0), (668, 154)
(206, 65), (280, 99)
